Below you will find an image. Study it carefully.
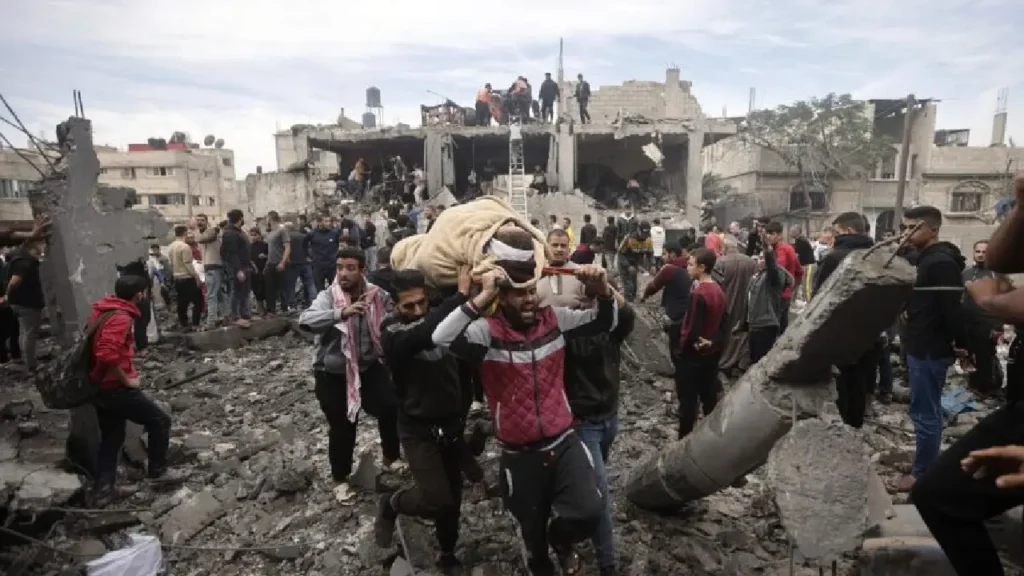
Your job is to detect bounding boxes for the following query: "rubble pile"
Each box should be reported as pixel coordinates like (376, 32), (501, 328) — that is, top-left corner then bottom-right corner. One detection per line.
(0, 304), (1021, 575)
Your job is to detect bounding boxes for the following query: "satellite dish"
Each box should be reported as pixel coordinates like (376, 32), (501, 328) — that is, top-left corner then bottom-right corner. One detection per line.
(214, 139), (225, 149)
(203, 135), (216, 146)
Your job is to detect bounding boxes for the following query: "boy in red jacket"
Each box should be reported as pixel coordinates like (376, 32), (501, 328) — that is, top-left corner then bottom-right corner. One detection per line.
(764, 221), (802, 332)
(89, 275), (180, 496)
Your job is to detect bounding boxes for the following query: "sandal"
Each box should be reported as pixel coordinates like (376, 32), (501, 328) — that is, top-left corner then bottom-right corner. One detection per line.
(556, 549), (583, 575)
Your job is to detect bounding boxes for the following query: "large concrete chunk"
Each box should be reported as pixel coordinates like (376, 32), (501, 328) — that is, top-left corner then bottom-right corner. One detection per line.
(182, 317), (291, 351)
(766, 420), (870, 561)
(0, 461), (82, 510)
(29, 117), (169, 346)
(625, 248), (915, 510)
(160, 489), (226, 544)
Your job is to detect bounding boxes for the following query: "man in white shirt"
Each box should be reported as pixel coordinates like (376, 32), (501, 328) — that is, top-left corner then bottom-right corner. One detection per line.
(650, 218), (666, 269)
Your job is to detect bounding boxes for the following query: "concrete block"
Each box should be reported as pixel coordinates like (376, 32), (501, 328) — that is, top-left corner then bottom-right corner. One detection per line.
(183, 317), (291, 351)
(858, 537), (955, 576)
(767, 420), (871, 560)
(160, 489), (226, 544)
(0, 461), (83, 511)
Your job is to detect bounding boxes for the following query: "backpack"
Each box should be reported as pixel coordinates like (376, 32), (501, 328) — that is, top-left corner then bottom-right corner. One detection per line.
(34, 310), (119, 410)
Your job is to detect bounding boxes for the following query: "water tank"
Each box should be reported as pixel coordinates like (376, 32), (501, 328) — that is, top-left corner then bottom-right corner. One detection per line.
(362, 112), (377, 129)
(366, 86), (382, 108)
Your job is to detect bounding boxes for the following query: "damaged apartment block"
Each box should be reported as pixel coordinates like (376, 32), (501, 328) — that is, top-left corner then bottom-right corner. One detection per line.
(249, 68), (738, 220)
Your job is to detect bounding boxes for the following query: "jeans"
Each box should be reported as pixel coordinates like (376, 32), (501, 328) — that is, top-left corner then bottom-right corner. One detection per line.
(288, 263), (316, 308)
(92, 387), (172, 488)
(203, 267), (230, 327)
(576, 416), (619, 571)
(365, 247), (379, 271)
(907, 355), (954, 478)
(579, 99), (591, 124)
(230, 275), (252, 319)
(11, 305), (43, 369)
(912, 403), (1024, 576)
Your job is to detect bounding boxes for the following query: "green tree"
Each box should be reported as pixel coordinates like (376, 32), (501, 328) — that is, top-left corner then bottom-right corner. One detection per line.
(738, 93), (895, 212)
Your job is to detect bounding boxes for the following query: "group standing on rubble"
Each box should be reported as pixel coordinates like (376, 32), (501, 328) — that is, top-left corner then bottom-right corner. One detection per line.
(6, 172), (1024, 576)
(473, 70), (590, 126)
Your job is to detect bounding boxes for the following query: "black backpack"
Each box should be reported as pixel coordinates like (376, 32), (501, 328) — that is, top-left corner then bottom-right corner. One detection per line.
(34, 311), (119, 409)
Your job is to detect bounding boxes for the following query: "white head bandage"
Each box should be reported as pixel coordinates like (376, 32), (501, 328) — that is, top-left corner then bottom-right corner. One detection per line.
(488, 239), (534, 262)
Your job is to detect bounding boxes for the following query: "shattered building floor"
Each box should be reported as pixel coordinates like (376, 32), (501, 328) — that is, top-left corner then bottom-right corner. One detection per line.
(1, 294), (1023, 576)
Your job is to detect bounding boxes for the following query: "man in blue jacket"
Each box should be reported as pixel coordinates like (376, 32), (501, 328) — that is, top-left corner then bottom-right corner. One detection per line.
(308, 215), (342, 291)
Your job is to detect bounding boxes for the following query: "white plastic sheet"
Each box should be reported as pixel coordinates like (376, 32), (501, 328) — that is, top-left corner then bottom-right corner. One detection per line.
(85, 534), (163, 576)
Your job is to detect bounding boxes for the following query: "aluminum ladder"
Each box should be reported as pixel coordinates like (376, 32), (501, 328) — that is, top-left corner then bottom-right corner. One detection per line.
(506, 116), (528, 218)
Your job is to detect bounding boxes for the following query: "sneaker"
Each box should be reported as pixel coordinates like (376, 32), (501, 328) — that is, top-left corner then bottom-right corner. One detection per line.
(333, 482), (355, 503)
(374, 493), (398, 548)
(437, 553), (464, 576)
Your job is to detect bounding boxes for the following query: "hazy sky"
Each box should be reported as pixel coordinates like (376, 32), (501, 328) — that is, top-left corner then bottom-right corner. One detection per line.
(2, 0), (1022, 176)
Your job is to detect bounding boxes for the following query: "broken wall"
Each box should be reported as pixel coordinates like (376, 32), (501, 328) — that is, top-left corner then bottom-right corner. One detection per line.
(563, 68), (704, 125)
(244, 171), (315, 218)
(29, 118), (170, 345)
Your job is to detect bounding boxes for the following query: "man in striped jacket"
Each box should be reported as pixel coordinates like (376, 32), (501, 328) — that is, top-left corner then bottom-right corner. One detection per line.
(431, 228), (618, 576)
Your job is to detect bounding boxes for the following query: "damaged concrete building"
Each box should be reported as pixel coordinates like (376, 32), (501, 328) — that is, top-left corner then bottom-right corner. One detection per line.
(246, 69), (736, 222)
(703, 99), (1022, 251)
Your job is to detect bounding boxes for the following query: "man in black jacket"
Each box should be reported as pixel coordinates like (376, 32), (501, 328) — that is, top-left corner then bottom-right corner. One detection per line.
(893, 205), (971, 493)
(539, 72), (559, 123)
(308, 215), (342, 291)
(374, 268), (472, 575)
(812, 212), (876, 428)
(2, 240), (45, 370)
(220, 209), (252, 327)
(565, 286), (634, 576)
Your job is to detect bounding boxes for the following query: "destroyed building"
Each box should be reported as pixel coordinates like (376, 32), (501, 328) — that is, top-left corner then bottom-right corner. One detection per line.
(703, 99), (1022, 250)
(245, 68), (737, 222)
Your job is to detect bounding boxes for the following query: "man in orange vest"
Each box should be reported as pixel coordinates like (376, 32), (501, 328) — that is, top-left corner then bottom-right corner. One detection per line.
(475, 84), (492, 126)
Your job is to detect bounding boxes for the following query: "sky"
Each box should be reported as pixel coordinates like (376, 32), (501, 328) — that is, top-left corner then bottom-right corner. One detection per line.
(1, 0), (1022, 177)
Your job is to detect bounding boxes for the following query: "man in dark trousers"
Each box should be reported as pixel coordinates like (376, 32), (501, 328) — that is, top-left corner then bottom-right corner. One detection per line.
(374, 268), (473, 575)
(961, 239), (1006, 396)
(893, 205), (971, 494)
(89, 275), (183, 498)
(574, 73), (591, 124)
(432, 227), (615, 576)
(539, 72), (559, 123)
(741, 232), (792, 363)
(812, 212), (876, 428)
(3, 239), (45, 371)
(675, 248), (729, 438)
(641, 240), (690, 354)
(579, 214), (597, 247)
(601, 216), (618, 272)
(361, 211), (378, 269)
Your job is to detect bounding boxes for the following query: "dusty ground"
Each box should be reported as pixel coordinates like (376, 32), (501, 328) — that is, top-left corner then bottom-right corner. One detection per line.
(0, 300), (1014, 576)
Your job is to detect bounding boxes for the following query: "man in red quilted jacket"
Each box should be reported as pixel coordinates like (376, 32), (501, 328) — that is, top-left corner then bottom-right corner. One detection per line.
(432, 227), (618, 576)
(88, 275), (181, 497)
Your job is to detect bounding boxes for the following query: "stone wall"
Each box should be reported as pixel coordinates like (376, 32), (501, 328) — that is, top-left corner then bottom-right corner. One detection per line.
(562, 68), (704, 125)
(244, 171), (315, 218)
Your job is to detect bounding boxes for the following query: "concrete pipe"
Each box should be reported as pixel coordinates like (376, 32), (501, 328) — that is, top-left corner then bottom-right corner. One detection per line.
(625, 248), (917, 511)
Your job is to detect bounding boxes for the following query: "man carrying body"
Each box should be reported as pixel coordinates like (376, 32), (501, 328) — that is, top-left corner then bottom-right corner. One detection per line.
(565, 283), (635, 576)
(374, 268), (473, 575)
(432, 227), (615, 576)
(893, 205), (971, 493)
(962, 239), (1006, 396)
(539, 73), (559, 123)
(537, 229), (586, 309)
(812, 212), (876, 428)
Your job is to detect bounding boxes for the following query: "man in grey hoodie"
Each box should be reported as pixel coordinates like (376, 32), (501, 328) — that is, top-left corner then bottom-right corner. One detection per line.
(740, 231), (792, 363)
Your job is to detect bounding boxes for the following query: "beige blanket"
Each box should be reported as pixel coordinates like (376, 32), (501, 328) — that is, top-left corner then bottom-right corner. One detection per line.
(391, 195), (548, 287)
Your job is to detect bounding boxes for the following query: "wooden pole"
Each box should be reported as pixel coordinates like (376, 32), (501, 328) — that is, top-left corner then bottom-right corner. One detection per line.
(893, 94), (915, 225)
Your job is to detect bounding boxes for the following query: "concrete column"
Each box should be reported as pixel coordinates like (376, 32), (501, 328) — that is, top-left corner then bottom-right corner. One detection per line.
(685, 129), (704, 224)
(29, 117), (169, 346)
(556, 125), (576, 194)
(424, 131), (455, 196)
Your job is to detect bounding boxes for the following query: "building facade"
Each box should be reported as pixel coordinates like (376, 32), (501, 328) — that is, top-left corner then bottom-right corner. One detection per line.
(0, 147), (49, 228)
(702, 100), (1021, 251)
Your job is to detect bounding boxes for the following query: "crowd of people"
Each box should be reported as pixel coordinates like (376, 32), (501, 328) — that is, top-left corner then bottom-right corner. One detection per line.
(5, 176), (1024, 575)
(474, 72), (591, 126)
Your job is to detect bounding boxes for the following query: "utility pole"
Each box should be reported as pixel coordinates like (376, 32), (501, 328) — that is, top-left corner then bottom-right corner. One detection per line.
(893, 94), (916, 225)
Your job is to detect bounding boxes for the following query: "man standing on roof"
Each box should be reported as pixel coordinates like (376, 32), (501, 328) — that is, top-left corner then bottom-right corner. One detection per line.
(476, 84), (493, 126)
(539, 73), (559, 123)
(432, 227), (617, 576)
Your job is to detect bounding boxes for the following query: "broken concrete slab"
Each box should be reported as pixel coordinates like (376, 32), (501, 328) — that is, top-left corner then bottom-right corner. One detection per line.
(858, 537), (956, 576)
(182, 317), (291, 351)
(625, 248), (916, 511)
(0, 461), (83, 510)
(766, 420), (871, 561)
(160, 489), (227, 544)
(349, 449), (379, 491)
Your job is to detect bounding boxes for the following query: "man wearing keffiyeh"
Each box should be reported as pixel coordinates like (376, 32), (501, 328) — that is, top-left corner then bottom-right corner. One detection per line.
(299, 246), (399, 502)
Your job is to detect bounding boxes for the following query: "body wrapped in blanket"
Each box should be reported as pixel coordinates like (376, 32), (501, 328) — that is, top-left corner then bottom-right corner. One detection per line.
(390, 195), (549, 288)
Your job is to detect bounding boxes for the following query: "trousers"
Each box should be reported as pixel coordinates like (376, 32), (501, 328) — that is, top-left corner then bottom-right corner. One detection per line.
(173, 277), (203, 327)
(912, 403), (1024, 576)
(836, 346), (877, 429)
(0, 305), (22, 363)
(500, 432), (602, 576)
(576, 417), (619, 571)
(11, 305), (42, 369)
(92, 387), (172, 488)
(674, 352), (722, 438)
(391, 418), (465, 555)
(908, 355), (954, 477)
(204, 267), (229, 327)
(314, 365), (401, 481)
(263, 266), (289, 313)
(748, 326), (779, 363)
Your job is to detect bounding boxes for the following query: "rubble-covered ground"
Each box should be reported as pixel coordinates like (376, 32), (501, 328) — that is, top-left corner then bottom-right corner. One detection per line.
(0, 299), (1020, 576)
